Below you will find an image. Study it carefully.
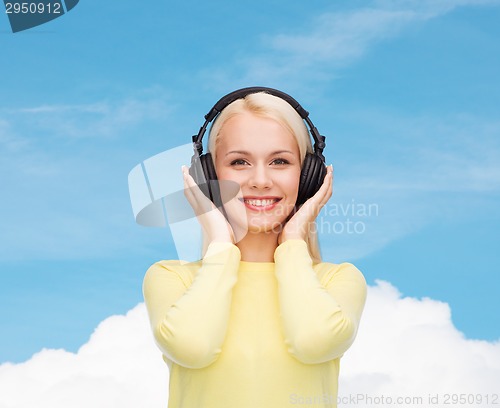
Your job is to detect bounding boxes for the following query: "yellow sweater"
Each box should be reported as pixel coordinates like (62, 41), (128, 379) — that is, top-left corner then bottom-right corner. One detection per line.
(143, 240), (367, 408)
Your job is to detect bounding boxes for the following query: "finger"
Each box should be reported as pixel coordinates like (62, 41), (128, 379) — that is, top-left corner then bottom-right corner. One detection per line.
(319, 165), (333, 196)
(182, 165), (216, 215)
(321, 165), (334, 204)
(282, 166), (334, 240)
(182, 166), (200, 204)
(182, 165), (200, 191)
(182, 165), (209, 204)
(317, 165), (333, 205)
(295, 167), (333, 221)
(303, 165), (333, 209)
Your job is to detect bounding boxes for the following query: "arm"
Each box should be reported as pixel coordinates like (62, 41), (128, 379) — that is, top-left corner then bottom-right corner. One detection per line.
(143, 242), (241, 369)
(274, 239), (367, 364)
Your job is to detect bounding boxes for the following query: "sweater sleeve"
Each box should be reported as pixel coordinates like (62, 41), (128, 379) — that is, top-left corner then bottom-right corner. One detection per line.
(142, 242), (241, 369)
(274, 239), (367, 364)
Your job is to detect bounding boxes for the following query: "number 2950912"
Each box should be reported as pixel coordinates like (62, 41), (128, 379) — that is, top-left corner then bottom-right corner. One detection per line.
(5, 2), (62, 14)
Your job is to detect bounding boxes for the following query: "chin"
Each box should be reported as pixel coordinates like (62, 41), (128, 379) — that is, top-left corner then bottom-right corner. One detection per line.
(246, 219), (286, 234)
(224, 203), (293, 237)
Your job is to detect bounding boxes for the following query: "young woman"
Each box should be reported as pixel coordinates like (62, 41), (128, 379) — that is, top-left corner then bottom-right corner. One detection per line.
(143, 89), (367, 408)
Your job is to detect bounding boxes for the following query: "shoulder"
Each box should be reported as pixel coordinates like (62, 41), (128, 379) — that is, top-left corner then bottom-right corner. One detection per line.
(313, 262), (367, 309)
(144, 259), (202, 288)
(313, 262), (367, 288)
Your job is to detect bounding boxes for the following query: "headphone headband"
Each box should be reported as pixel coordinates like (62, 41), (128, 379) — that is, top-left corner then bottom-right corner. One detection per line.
(192, 86), (326, 161)
(206, 86), (309, 121)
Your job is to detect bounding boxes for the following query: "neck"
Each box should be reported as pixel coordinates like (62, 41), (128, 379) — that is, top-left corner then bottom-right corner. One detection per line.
(236, 231), (279, 262)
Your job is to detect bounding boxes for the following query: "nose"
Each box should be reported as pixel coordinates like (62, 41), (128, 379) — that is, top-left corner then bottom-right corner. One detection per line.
(248, 163), (273, 190)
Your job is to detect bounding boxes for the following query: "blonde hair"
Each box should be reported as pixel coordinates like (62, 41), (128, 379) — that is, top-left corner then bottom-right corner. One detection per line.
(207, 92), (322, 263)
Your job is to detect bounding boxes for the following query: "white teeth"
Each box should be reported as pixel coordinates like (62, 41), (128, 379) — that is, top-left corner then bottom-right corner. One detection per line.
(244, 199), (277, 207)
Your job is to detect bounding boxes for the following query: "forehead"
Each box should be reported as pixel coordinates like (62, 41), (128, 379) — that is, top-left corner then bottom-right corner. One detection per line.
(216, 112), (299, 154)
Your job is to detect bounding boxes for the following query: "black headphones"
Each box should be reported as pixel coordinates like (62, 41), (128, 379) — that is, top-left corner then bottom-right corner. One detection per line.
(189, 86), (327, 208)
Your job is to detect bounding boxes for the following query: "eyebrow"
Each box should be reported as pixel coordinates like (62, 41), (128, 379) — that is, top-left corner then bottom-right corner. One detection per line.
(225, 150), (295, 157)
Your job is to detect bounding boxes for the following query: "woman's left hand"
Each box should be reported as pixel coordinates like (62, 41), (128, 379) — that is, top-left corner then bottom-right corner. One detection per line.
(279, 165), (333, 244)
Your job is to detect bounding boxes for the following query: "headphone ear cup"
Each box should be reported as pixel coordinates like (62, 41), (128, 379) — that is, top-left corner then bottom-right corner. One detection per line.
(297, 153), (327, 206)
(316, 159), (327, 195)
(189, 155), (203, 187)
(189, 154), (211, 201)
(201, 153), (218, 182)
(188, 153), (221, 205)
(297, 154), (312, 206)
(201, 153), (222, 206)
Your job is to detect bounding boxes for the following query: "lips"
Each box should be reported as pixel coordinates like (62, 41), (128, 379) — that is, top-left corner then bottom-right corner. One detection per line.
(239, 196), (282, 211)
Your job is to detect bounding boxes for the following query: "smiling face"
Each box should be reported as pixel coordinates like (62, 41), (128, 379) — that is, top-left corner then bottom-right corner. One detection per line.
(214, 111), (301, 234)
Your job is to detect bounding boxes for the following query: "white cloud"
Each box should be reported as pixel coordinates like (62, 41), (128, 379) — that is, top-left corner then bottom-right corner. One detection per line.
(340, 281), (500, 407)
(1, 282), (498, 408)
(268, 9), (417, 66)
(271, 0), (500, 68)
(202, 0), (500, 88)
(0, 304), (168, 408)
(4, 95), (173, 140)
(374, 0), (500, 16)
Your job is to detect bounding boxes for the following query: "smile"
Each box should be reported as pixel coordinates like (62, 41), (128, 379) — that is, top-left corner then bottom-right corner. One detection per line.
(239, 197), (282, 211)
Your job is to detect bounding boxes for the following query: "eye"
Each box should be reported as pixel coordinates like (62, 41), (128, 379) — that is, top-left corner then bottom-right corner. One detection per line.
(271, 158), (290, 165)
(230, 159), (248, 166)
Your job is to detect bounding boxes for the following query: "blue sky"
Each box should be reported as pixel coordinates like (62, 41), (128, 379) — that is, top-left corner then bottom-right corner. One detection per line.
(1, 0), (499, 366)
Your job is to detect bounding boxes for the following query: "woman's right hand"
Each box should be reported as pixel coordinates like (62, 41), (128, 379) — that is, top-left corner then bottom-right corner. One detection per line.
(182, 165), (235, 244)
